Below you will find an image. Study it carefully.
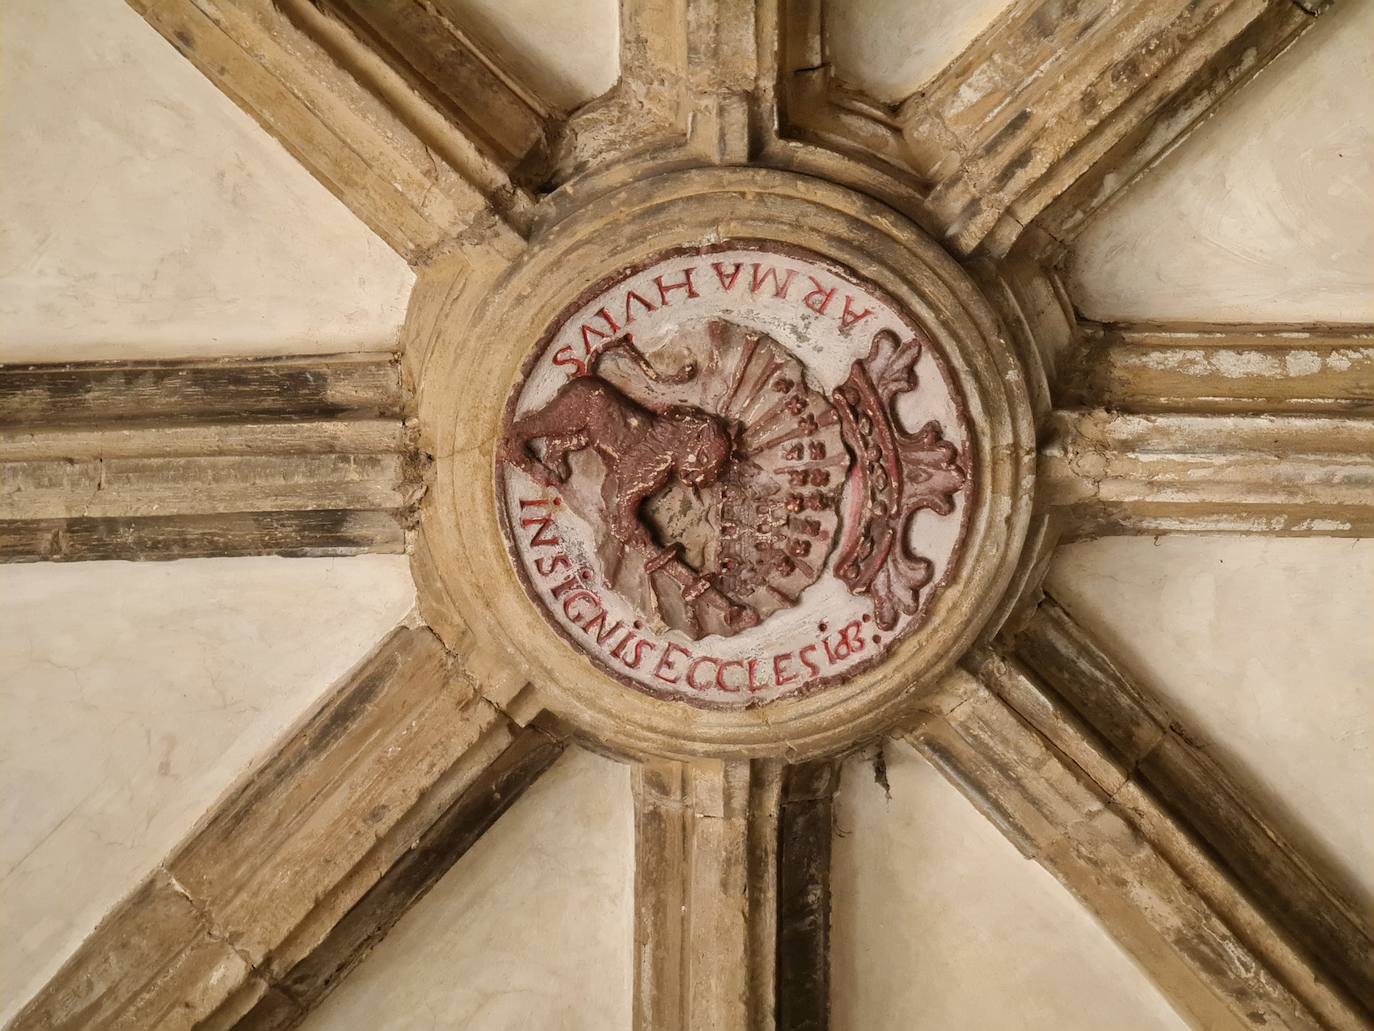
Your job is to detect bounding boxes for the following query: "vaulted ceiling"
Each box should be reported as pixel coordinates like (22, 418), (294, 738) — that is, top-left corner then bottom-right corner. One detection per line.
(2, 1), (1371, 1029)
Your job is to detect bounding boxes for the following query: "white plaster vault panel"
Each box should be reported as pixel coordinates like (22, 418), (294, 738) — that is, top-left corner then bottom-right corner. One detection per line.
(1048, 536), (1374, 914)
(0, 0), (414, 363)
(0, 556), (416, 1024)
(1068, 0), (1374, 324)
(831, 742), (1189, 1031)
(435, 0), (619, 113)
(301, 748), (634, 1031)
(825, 0), (1014, 104)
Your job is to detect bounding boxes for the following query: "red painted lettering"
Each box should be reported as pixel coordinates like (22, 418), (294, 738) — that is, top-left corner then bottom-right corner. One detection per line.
(711, 261), (745, 291)
(580, 322), (614, 353)
(561, 590), (601, 623)
(577, 308), (621, 356)
(746, 658), (765, 692)
(549, 574), (579, 600)
(802, 277), (837, 315)
(686, 657), (719, 692)
(653, 643), (692, 684)
(715, 659), (747, 692)
(533, 553), (571, 577)
(592, 306), (620, 334)
(626, 638), (655, 670)
(551, 345), (587, 377)
(821, 620), (866, 664)
(799, 644), (822, 678)
(839, 620), (865, 655)
(751, 264), (796, 299)
(772, 652), (798, 686)
(519, 514), (560, 549)
(609, 630), (635, 661)
(653, 268), (698, 305)
(839, 295), (874, 331)
(580, 611), (625, 647)
(623, 290), (656, 325)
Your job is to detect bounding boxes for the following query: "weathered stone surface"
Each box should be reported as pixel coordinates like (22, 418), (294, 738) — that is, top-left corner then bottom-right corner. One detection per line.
(127, 0), (529, 262)
(776, 762), (838, 1031)
(1009, 598), (1374, 1015)
(1028, 0), (1322, 249)
(318, 0), (553, 182)
(897, 0), (1321, 256)
(632, 757), (837, 1031)
(549, 0), (769, 182)
(277, 747), (633, 1031)
(633, 758), (781, 1031)
(908, 666), (1366, 1031)
(235, 725), (565, 1029)
(1039, 410), (1374, 538)
(830, 740), (1195, 1030)
(2, 451), (408, 520)
(824, 0), (1010, 105)
(768, 0), (919, 211)
(928, 592), (1374, 1029)
(0, 511), (406, 562)
(771, 0), (1324, 260)
(0, 353), (402, 424)
(0, 353), (419, 561)
(1062, 323), (1374, 414)
(9, 628), (559, 1031)
(7, 869), (252, 1031)
(1064, 0), (1372, 326)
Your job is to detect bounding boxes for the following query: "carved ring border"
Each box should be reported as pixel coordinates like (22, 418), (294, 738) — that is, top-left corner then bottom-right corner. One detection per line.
(414, 167), (1037, 761)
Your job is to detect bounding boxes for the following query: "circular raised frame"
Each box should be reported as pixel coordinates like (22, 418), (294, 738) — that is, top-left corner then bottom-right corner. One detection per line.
(496, 240), (975, 706)
(414, 167), (1036, 761)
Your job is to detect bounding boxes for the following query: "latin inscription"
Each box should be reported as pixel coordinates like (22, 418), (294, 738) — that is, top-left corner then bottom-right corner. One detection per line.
(499, 244), (971, 707)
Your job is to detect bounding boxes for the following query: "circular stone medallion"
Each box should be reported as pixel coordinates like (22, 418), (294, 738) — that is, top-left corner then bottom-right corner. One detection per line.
(498, 243), (973, 707)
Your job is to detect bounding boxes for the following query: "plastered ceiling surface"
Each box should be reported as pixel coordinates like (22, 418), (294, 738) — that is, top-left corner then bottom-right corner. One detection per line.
(0, 0), (414, 362)
(831, 744), (1191, 1031)
(435, 0), (619, 112)
(300, 748), (635, 1031)
(0, 556), (416, 1023)
(1, 0), (1371, 1025)
(1069, 0), (1374, 324)
(1048, 537), (1374, 914)
(825, 0), (1014, 103)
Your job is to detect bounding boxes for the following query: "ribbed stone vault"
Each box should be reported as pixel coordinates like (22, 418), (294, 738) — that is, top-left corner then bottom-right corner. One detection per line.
(2, 1), (1371, 1029)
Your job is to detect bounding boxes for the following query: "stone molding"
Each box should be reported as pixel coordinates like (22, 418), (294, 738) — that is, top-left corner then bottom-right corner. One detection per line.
(0, 354), (418, 561)
(129, 0), (533, 263)
(1008, 598), (1374, 1015)
(12, 3), (1369, 1028)
(776, 0), (1325, 260)
(632, 758), (838, 1031)
(413, 166), (1038, 761)
(907, 656), (1371, 1030)
(7, 629), (563, 1031)
(1039, 409), (1374, 538)
(1061, 323), (1374, 414)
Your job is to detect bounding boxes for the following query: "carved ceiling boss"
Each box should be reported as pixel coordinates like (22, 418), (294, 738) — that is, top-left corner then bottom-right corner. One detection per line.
(498, 245), (970, 706)
(11, 5), (1366, 1031)
(420, 168), (1034, 760)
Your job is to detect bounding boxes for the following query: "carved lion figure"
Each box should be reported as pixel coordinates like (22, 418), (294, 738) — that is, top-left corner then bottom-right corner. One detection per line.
(502, 376), (733, 554)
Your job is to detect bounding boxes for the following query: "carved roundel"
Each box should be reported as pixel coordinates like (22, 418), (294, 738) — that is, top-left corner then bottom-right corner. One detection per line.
(497, 244), (973, 707)
(417, 167), (1035, 760)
